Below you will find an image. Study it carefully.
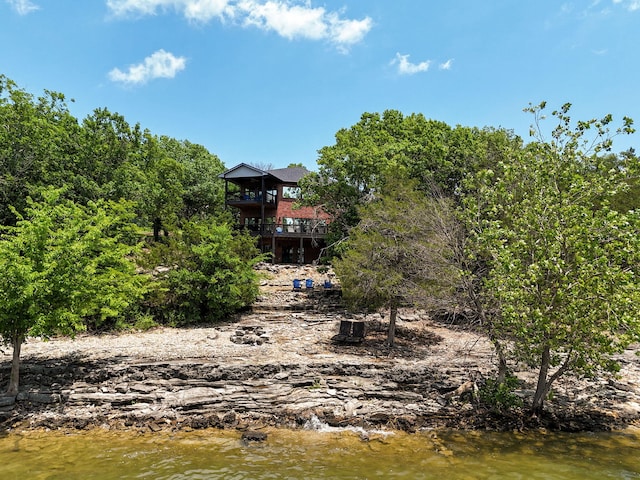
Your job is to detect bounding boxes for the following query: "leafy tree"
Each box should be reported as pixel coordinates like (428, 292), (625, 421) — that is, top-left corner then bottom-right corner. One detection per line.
(0, 189), (148, 396)
(300, 111), (420, 245)
(77, 112), (227, 234)
(0, 75), (80, 225)
(134, 135), (226, 240)
(299, 110), (520, 255)
(144, 155), (186, 241)
(75, 108), (144, 203)
(146, 219), (265, 325)
(0, 76), (226, 238)
(465, 102), (640, 413)
(610, 148), (640, 213)
(334, 179), (460, 346)
(156, 136), (225, 220)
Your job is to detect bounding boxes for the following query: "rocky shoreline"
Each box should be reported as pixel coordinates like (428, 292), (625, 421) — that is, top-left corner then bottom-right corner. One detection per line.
(2, 265), (640, 434)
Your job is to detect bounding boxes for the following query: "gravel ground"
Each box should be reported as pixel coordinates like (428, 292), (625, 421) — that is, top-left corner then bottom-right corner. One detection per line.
(12, 307), (495, 372)
(10, 263), (495, 371)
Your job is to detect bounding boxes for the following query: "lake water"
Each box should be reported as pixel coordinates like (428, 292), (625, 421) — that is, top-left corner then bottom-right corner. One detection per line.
(1, 424), (638, 479)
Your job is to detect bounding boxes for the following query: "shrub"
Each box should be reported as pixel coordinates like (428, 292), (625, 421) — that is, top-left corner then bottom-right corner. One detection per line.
(478, 375), (523, 412)
(145, 220), (265, 325)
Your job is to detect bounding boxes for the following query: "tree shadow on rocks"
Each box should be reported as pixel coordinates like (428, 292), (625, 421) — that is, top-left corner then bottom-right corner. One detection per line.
(329, 323), (443, 359)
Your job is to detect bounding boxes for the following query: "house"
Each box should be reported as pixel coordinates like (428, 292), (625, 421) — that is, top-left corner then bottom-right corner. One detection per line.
(218, 163), (330, 264)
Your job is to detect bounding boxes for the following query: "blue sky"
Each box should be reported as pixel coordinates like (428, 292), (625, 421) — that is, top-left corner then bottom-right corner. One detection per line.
(2, 0), (639, 169)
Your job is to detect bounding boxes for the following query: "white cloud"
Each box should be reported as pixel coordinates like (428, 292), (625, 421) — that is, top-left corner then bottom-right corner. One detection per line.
(239, 0), (328, 39)
(327, 13), (372, 51)
(613, 0), (640, 11)
(6, 0), (39, 15)
(106, 0), (372, 51)
(184, 0), (233, 22)
(439, 59), (453, 70)
(108, 49), (187, 85)
(237, 1), (372, 51)
(106, 0), (233, 22)
(391, 53), (430, 75)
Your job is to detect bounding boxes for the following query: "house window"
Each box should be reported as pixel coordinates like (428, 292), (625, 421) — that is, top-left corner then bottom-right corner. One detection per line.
(283, 217), (295, 232)
(281, 217), (312, 233)
(244, 217), (261, 232)
(282, 186), (301, 199)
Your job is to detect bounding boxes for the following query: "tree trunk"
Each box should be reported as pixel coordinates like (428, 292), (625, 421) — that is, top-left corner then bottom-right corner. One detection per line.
(531, 344), (551, 414)
(153, 217), (162, 242)
(387, 304), (397, 347)
(463, 274), (509, 382)
(6, 334), (23, 397)
(493, 338), (509, 384)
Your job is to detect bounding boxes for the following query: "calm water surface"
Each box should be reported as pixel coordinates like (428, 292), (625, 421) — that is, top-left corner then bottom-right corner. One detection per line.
(0, 426), (638, 479)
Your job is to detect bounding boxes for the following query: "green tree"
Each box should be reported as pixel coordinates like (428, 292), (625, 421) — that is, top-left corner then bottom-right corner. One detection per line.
(0, 76), (227, 238)
(610, 149), (640, 213)
(334, 179), (460, 346)
(0, 189), (148, 396)
(147, 219), (265, 325)
(143, 154), (186, 241)
(75, 108), (144, 203)
(299, 110), (520, 255)
(0, 76), (81, 225)
(135, 135), (226, 240)
(156, 136), (225, 220)
(466, 102), (640, 413)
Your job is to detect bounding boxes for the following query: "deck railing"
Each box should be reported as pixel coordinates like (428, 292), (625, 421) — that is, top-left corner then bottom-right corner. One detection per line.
(241, 223), (328, 237)
(225, 191), (277, 204)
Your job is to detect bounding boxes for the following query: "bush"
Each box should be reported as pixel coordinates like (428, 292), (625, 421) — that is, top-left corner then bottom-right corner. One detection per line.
(478, 375), (523, 412)
(144, 220), (265, 325)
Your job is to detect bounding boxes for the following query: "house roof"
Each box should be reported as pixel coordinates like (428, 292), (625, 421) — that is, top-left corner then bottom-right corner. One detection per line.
(219, 163), (310, 184)
(266, 166), (310, 183)
(218, 163), (268, 179)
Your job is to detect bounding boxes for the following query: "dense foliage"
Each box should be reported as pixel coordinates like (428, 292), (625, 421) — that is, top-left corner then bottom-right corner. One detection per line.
(0, 189), (148, 394)
(312, 104), (640, 414)
(0, 75), (226, 229)
(334, 179), (459, 346)
(0, 76), (263, 395)
(464, 103), (640, 412)
(299, 109), (520, 255)
(143, 219), (265, 325)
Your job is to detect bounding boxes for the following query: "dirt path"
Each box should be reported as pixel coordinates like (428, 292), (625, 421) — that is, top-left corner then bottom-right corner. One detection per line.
(1, 264), (639, 433)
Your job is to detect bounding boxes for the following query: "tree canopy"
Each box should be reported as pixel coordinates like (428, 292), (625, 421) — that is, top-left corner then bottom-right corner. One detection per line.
(335, 179), (460, 346)
(0, 75), (226, 230)
(144, 218), (265, 325)
(463, 102), (640, 412)
(0, 189), (148, 395)
(321, 103), (640, 415)
(0, 77), (265, 397)
(299, 109), (520, 254)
